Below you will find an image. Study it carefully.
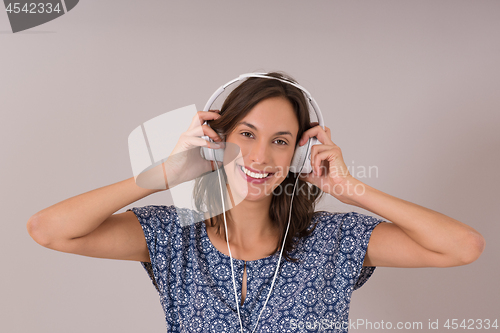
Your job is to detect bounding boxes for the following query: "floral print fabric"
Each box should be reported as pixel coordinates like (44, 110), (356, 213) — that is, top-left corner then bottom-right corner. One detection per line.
(129, 205), (382, 332)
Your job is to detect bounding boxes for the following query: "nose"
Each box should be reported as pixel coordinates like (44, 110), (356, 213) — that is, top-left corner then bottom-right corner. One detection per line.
(248, 139), (270, 165)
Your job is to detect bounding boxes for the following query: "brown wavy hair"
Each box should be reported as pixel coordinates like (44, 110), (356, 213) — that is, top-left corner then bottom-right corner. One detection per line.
(193, 72), (325, 262)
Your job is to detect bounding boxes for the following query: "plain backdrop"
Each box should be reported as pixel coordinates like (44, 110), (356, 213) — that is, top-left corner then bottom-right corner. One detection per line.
(1, 1), (499, 332)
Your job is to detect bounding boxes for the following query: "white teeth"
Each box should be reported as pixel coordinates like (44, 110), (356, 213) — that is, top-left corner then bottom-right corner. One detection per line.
(240, 165), (270, 179)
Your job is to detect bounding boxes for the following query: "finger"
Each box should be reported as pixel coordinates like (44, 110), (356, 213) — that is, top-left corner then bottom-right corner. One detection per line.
(298, 123), (322, 145)
(189, 110), (222, 130)
(312, 149), (333, 176)
(314, 148), (345, 177)
(190, 136), (224, 149)
(299, 125), (335, 146)
(310, 145), (331, 175)
(188, 112), (222, 137)
(186, 124), (222, 142)
(198, 110), (222, 124)
(310, 144), (336, 171)
(303, 122), (320, 141)
(201, 124), (224, 142)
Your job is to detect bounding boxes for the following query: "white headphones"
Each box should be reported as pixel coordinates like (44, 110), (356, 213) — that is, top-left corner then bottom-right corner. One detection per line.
(199, 73), (325, 174)
(199, 73), (325, 333)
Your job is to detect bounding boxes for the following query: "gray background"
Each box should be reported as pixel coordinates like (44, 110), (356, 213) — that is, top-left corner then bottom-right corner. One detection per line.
(1, 1), (499, 332)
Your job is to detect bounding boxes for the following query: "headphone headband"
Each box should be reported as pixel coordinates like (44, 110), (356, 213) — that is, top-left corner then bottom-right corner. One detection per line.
(203, 73), (325, 130)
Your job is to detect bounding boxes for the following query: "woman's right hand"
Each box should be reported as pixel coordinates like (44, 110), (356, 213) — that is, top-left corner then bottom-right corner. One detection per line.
(162, 110), (225, 188)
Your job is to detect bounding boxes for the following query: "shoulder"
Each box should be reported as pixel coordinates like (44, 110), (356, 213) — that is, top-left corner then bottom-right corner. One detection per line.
(310, 210), (384, 239)
(129, 205), (205, 229)
(313, 210), (382, 225)
(128, 205), (176, 223)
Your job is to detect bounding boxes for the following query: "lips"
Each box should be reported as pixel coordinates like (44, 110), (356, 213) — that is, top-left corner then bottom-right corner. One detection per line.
(238, 164), (274, 175)
(237, 164), (274, 180)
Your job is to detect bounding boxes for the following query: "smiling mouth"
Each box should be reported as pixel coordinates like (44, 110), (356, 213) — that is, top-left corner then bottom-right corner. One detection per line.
(238, 165), (274, 179)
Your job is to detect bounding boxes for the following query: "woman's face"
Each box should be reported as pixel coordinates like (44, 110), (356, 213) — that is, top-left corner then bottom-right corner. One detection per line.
(224, 96), (299, 203)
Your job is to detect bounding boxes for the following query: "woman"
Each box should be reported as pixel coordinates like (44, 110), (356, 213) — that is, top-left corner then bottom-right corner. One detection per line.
(27, 72), (485, 332)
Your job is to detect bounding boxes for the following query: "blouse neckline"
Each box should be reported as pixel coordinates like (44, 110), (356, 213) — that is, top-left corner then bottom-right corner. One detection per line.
(199, 215), (279, 265)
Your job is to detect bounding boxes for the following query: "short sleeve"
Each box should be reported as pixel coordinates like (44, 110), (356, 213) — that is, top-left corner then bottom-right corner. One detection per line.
(337, 211), (383, 291)
(127, 205), (178, 294)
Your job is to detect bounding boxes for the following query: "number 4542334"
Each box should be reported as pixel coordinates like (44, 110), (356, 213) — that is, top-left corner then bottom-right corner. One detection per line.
(5, 3), (62, 14)
(444, 319), (498, 330)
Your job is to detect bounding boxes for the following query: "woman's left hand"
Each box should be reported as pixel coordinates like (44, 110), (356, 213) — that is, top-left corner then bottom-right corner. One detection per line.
(297, 122), (354, 201)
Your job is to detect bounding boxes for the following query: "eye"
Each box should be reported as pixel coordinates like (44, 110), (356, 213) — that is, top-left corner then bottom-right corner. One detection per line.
(241, 131), (288, 146)
(274, 139), (288, 146)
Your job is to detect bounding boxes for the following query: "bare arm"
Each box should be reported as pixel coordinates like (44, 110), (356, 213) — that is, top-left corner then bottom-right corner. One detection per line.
(27, 176), (163, 262)
(26, 109), (223, 261)
(298, 124), (485, 268)
(339, 177), (485, 267)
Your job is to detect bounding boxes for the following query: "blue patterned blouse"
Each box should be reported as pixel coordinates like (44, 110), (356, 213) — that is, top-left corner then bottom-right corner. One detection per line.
(129, 205), (382, 332)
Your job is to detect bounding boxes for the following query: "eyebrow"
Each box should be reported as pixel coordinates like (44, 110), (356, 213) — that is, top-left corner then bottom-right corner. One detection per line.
(237, 121), (293, 137)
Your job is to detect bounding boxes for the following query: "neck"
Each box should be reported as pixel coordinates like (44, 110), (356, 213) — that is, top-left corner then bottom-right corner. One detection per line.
(225, 198), (276, 245)
(206, 186), (279, 250)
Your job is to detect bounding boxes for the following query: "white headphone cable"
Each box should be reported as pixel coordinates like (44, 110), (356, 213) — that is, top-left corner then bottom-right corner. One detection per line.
(213, 156), (245, 333)
(212, 152), (305, 333)
(250, 172), (300, 333)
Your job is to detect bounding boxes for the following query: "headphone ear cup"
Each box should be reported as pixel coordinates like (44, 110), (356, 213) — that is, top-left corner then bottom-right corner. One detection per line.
(290, 139), (312, 174)
(290, 137), (322, 174)
(200, 145), (225, 162)
(200, 134), (225, 162)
